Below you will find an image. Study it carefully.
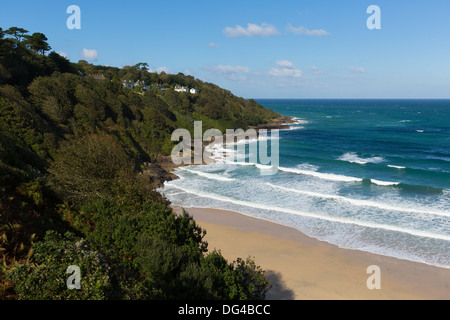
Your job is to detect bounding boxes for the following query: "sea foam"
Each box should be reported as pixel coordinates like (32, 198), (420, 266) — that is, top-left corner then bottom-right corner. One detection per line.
(338, 152), (385, 165)
(266, 183), (450, 218)
(165, 183), (450, 242)
(388, 165), (407, 169)
(370, 179), (401, 186)
(292, 117), (310, 125)
(222, 161), (363, 182)
(178, 167), (235, 182)
(278, 166), (363, 182)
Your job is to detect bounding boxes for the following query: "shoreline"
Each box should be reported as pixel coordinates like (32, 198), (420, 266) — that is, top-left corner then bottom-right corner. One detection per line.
(173, 206), (450, 300)
(157, 114), (450, 299)
(147, 115), (294, 188)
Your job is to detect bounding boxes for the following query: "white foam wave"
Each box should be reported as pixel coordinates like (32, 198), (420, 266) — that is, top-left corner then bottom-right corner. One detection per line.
(416, 130), (425, 133)
(295, 163), (320, 171)
(338, 152), (385, 165)
(285, 126), (305, 131)
(370, 179), (401, 186)
(204, 143), (238, 162)
(178, 167), (235, 182)
(278, 166), (363, 182)
(266, 183), (450, 218)
(223, 161), (362, 182)
(221, 161), (405, 186)
(292, 117), (309, 125)
(166, 184), (450, 242)
(256, 164), (273, 170)
(224, 160), (255, 166)
(388, 165), (407, 169)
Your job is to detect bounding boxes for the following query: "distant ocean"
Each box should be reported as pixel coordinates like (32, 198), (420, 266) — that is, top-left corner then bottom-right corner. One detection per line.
(158, 100), (450, 268)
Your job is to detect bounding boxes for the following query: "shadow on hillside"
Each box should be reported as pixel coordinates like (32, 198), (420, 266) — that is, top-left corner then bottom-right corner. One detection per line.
(265, 270), (295, 300)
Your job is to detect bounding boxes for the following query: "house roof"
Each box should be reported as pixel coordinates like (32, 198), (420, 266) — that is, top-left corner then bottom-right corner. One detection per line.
(92, 74), (106, 81)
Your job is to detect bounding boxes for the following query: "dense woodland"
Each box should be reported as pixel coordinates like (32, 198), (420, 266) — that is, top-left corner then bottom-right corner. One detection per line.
(0, 27), (281, 299)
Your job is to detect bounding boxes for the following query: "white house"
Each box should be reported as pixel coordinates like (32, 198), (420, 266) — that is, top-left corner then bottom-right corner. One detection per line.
(174, 85), (198, 94)
(174, 85), (189, 93)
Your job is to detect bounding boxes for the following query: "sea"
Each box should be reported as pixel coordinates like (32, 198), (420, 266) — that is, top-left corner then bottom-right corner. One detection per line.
(158, 99), (450, 269)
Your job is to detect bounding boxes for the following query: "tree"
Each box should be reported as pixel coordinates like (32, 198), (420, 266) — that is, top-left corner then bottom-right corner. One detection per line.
(23, 32), (51, 54)
(5, 27), (29, 42)
(48, 51), (76, 74)
(28, 73), (77, 123)
(134, 62), (149, 71)
(48, 133), (135, 204)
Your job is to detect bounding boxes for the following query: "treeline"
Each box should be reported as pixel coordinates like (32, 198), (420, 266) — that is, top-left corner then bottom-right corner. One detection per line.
(0, 27), (279, 299)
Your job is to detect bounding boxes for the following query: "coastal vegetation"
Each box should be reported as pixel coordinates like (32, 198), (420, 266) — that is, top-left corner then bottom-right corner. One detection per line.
(0, 27), (280, 299)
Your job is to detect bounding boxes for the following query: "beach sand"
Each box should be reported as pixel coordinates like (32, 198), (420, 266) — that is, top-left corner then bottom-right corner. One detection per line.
(173, 207), (450, 300)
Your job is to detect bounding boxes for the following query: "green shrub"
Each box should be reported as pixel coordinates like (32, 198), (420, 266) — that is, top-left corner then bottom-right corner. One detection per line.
(7, 231), (117, 300)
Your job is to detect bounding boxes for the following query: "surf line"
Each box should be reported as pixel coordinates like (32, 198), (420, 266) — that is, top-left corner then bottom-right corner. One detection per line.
(166, 183), (450, 242)
(266, 183), (450, 218)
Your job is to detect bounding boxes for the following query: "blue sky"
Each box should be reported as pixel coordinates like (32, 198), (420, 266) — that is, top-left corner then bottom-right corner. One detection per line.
(1, 0), (450, 99)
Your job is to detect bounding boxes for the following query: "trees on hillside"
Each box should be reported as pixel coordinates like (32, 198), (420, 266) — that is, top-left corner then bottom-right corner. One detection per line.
(1, 26), (277, 300)
(1, 27), (51, 55)
(48, 133), (135, 204)
(24, 32), (51, 55)
(4, 27), (29, 42)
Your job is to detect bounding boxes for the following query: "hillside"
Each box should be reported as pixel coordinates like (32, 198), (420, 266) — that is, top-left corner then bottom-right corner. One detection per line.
(0, 27), (282, 299)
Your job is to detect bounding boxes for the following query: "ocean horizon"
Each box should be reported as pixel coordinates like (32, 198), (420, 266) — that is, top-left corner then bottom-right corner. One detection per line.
(159, 99), (450, 269)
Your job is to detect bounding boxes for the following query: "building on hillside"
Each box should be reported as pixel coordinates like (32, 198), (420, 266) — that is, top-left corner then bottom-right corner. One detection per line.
(134, 80), (149, 90)
(174, 85), (197, 94)
(122, 80), (134, 89)
(92, 74), (106, 81)
(174, 85), (189, 93)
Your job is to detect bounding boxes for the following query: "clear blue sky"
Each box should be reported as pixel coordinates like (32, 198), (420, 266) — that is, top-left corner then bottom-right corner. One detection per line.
(2, 0), (450, 99)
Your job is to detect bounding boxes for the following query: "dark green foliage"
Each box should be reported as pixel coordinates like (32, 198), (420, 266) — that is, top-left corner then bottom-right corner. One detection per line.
(201, 251), (272, 300)
(23, 32), (51, 55)
(7, 231), (117, 300)
(1, 26), (276, 300)
(5, 27), (29, 42)
(135, 237), (210, 299)
(29, 73), (78, 123)
(48, 133), (135, 204)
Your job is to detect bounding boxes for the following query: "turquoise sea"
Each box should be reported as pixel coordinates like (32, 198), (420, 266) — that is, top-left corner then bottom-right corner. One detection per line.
(159, 100), (450, 268)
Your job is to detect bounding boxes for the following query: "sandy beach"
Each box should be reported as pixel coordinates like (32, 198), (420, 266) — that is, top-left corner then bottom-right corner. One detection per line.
(173, 206), (450, 300)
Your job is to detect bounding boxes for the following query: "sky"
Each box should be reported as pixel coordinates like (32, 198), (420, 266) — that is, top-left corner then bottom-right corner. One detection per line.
(1, 0), (450, 99)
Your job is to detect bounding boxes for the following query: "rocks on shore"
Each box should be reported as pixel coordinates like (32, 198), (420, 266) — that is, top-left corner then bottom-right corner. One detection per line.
(142, 115), (294, 188)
